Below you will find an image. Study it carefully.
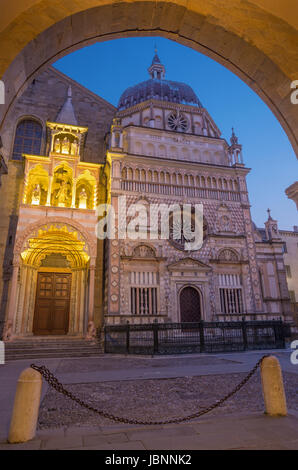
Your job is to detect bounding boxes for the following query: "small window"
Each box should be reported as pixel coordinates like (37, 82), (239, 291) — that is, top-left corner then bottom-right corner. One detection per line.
(12, 119), (42, 160)
(289, 291), (296, 303)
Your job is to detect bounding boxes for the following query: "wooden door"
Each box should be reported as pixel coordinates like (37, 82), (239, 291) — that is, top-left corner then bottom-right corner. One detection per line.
(33, 272), (71, 335)
(180, 286), (201, 323)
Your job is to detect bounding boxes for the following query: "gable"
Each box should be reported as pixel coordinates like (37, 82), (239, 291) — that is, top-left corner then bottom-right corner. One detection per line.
(167, 257), (211, 271)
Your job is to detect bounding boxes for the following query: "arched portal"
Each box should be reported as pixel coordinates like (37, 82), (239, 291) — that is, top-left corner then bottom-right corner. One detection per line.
(180, 286), (201, 323)
(6, 222), (92, 338)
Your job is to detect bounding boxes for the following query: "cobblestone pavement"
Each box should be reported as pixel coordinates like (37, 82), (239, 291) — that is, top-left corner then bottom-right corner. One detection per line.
(0, 350), (297, 449)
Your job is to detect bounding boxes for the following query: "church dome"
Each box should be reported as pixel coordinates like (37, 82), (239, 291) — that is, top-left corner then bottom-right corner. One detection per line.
(118, 52), (203, 111)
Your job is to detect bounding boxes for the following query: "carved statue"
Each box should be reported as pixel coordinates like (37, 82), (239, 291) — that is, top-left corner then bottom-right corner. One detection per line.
(61, 137), (70, 155)
(220, 215), (230, 231)
(31, 184), (41, 205)
(54, 137), (61, 153)
(3, 321), (13, 342)
(79, 187), (88, 209)
(56, 180), (69, 207)
(86, 321), (97, 341)
(71, 140), (78, 156)
(114, 132), (120, 147)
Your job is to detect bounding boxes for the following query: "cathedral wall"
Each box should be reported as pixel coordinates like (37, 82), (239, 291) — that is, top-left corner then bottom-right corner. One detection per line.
(281, 231), (298, 305)
(256, 243), (292, 321)
(0, 67), (116, 165)
(0, 66), (116, 336)
(104, 183), (261, 323)
(0, 161), (24, 334)
(123, 127), (227, 165)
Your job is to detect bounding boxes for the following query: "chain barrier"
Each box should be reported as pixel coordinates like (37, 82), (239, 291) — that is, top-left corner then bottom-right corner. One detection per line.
(31, 355), (269, 426)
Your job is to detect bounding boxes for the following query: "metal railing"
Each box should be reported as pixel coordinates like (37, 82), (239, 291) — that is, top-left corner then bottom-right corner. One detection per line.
(104, 319), (286, 355)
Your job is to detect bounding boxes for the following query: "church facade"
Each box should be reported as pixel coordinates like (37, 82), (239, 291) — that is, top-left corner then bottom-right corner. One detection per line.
(0, 54), (293, 342)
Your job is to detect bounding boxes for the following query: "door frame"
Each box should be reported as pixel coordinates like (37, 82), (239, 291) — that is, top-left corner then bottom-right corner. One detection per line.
(33, 268), (72, 335)
(178, 284), (203, 323)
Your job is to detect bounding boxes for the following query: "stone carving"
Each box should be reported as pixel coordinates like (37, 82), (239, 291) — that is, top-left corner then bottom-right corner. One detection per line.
(31, 184), (41, 205)
(54, 136), (61, 153)
(61, 136), (70, 154)
(220, 215), (230, 231)
(3, 321), (13, 342)
(218, 249), (238, 262)
(56, 180), (69, 207)
(79, 188), (88, 209)
(133, 245), (155, 258)
(215, 204), (235, 233)
(86, 321), (97, 341)
(71, 140), (78, 155)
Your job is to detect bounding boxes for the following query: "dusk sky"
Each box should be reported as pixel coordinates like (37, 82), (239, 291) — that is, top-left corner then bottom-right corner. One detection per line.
(54, 36), (298, 231)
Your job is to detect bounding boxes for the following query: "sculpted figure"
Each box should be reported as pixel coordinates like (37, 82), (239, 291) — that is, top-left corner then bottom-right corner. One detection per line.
(79, 188), (88, 209)
(61, 137), (70, 154)
(31, 184), (41, 205)
(54, 137), (61, 153)
(71, 140), (78, 155)
(86, 321), (97, 341)
(56, 180), (69, 206)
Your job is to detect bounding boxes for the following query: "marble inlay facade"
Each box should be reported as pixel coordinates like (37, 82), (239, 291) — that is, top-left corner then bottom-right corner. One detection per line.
(0, 54), (294, 341)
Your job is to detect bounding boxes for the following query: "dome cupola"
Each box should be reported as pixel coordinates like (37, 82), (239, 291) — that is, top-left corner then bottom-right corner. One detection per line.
(118, 50), (203, 111)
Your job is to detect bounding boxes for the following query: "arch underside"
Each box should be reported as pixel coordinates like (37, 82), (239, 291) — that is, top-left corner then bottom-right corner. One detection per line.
(0, 1), (297, 159)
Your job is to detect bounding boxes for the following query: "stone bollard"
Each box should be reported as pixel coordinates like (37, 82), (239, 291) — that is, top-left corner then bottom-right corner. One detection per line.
(261, 355), (287, 416)
(8, 368), (42, 443)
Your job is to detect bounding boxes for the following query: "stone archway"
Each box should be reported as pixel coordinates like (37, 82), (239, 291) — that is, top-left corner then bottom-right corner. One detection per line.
(4, 221), (95, 340)
(0, 1), (297, 159)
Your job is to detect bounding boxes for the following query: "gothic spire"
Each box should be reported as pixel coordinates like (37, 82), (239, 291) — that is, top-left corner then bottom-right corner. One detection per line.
(228, 127), (244, 165)
(56, 86), (78, 126)
(230, 127), (239, 146)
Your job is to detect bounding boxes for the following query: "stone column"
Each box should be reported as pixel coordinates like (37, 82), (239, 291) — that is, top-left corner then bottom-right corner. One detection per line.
(5, 263), (20, 337)
(15, 265), (28, 335)
(88, 264), (96, 323)
(21, 265), (33, 334)
(46, 176), (53, 206)
(80, 270), (86, 334)
(162, 108), (166, 130)
(71, 178), (77, 208)
(26, 268), (38, 334)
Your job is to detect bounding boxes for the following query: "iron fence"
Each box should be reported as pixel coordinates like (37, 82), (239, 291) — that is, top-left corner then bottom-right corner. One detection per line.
(104, 319), (286, 355)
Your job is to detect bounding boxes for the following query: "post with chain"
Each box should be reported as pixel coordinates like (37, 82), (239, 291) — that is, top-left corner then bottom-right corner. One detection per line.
(8, 368), (42, 443)
(30, 355), (268, 426)
(261, 355), (287, 416)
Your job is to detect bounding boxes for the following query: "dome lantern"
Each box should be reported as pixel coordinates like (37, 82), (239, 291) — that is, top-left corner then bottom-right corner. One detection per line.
(147, 48), (166, 80)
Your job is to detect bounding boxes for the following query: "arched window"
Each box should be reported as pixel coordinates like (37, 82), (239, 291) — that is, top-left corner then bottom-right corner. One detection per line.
(12, 119), (42, 160)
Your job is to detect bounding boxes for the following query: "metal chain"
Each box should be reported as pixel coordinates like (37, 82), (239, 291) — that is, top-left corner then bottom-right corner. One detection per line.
(31, 354), (269, 426)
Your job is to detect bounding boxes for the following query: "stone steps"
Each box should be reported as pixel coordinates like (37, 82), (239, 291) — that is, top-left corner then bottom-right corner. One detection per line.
(4, 338), (104, 360)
